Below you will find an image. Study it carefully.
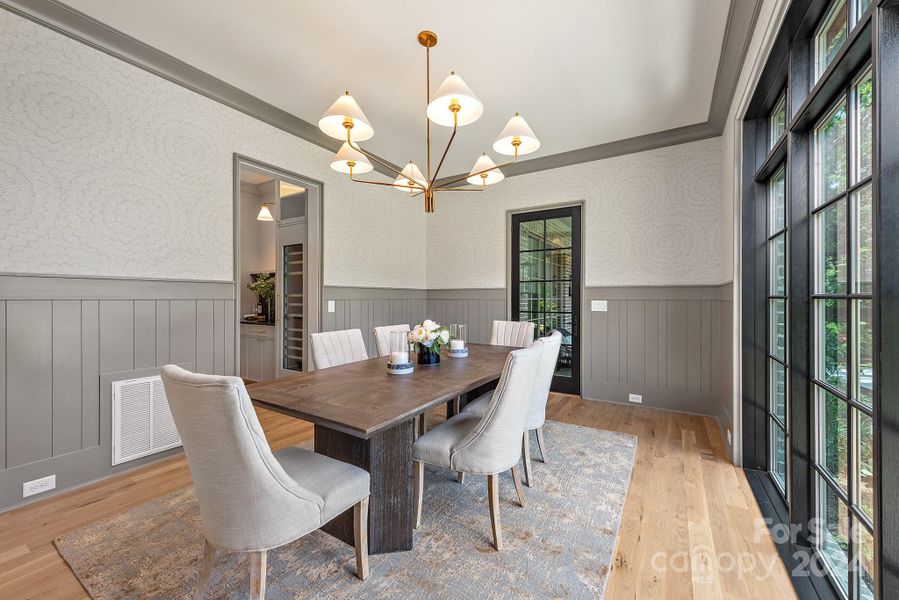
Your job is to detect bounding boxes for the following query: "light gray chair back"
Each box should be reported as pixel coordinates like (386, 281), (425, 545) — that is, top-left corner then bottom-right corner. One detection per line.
(160, 365), (323, 552)
(310, 328), (368, 369)
(451, 342), (542, 473)
(373, 324), (410, 357)
(526, 331), (563, 430)
(489, 320), (535, 348)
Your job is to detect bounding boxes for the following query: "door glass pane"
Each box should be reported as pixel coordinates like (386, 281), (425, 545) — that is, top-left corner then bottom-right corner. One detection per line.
(770, 299), (787, 360)
(816, 0), (848, 79)
(519, 282), (541, 313)
(854, 299), (874, 406)
(815, 199), (848, 294)
(278, 181), (306, 221)
(519, 220), (544, 250)
(816, 300), (848, 391)
(544, 249), (572, 281)
(818, 479), (850, 594)
(815, 99), (848, 205)
(854, 69), (873, 181)
(544, 282), (573, 313)
(857, 409), (874, 519)
(859, 524), (875, 600)
(819, 387), (848, 491)
(769, 234), (787, 295)
(770, 359), (787, 421)
(519, 251), (543, 282)
(853, 185), (873, 294)
(544, 217), (572, 248)
(769, 94), (786, 148)
(768, 167), (786, 234)
(771, 420), (787, 490)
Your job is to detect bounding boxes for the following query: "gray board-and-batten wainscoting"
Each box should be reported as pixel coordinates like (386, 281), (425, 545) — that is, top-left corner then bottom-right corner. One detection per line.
(0, 279), (731, 511)
(322, 284), (734, 416)
(0, 274), (236, 511)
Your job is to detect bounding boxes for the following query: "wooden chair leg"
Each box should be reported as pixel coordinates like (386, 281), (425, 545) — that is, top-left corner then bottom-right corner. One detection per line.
(535, 426), (548, 462)
(511, 465), (526, 508)
(413, 460), (424, 529)
(353, 496), (370, 580)
(193, 539), (217, 600)
(521, 432), (533, 487)
(457, 471), (465, 484)
(249, 550), (267, 600)
(487, 473), (502, 550)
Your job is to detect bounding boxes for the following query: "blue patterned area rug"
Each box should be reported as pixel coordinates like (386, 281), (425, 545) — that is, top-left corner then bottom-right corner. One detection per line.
(55, 421), (636, 599)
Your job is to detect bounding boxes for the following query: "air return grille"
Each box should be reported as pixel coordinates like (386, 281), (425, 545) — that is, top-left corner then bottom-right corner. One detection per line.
(111, 375), (181, 465)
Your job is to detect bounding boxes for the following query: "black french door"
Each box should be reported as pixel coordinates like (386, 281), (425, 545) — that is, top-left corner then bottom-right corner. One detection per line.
(511, 206), (582, 394)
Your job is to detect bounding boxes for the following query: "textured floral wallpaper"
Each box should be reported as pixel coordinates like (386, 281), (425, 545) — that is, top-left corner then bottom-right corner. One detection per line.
(426, 137), (729, 288)
(0, 10), (426, 288)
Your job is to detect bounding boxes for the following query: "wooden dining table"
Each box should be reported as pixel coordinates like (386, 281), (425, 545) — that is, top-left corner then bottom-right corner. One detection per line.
(246, 343), (513, 554)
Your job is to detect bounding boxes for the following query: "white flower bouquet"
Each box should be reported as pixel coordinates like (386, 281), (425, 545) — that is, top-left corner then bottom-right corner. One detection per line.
(408, 319), (450, 361)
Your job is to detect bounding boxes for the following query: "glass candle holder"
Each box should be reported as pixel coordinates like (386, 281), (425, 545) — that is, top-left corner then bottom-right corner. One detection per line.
(387, 330), (413, 374)
(449, 324), (468, 357)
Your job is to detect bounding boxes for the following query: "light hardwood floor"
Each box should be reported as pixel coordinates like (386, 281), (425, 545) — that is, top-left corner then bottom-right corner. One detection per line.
(0, 395), (796, 599)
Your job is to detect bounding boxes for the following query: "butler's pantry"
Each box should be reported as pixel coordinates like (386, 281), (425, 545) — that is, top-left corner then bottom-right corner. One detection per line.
(237, 159), (322, 382)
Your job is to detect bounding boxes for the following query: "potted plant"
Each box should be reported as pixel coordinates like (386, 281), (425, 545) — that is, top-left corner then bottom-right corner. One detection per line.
(246, 272), (276, 323)
(409, 319), (450, 366)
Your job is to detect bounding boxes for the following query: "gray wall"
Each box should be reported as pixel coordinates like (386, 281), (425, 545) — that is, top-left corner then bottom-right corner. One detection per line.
(323, 284), (734, 417)
(0, 274), (235, 511)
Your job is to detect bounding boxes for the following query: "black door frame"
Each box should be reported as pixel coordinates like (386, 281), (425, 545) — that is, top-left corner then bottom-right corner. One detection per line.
(510, 205), (583, 395)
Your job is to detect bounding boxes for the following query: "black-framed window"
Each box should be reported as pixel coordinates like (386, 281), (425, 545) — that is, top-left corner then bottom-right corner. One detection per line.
(810, 64), (874, 600)
(741, 1), (896, 599)
(768, 162), (790, 497)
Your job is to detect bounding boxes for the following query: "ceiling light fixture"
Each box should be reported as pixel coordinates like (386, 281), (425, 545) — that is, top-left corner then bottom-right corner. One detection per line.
(318, 30), (540, 213)
(256, 203), (274, 222)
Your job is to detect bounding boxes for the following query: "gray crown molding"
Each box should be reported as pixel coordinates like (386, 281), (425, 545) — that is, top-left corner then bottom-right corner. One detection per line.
(0, 0), (402, 179)
(2, 0), (760, 184)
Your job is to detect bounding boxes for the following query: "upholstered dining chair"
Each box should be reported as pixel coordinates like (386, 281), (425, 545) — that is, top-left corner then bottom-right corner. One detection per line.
(412, 342), (542, 550)
(310, 328), (368, 369)
(372, 324), (410, 357)
(462, 331), (563, 487)
(489, 320), (535, 348)
(160, 365), (371, 600)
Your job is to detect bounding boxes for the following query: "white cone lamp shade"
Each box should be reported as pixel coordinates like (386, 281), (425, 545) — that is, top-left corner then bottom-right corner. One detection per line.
(330, 142), (373, 174)
(393, 162), (427, 192)
(466, 153), (504, 186)
(493, 113), (540, 156)
(256, 204), (274, 222)
(318, 93), (374, 141)
(426, 72), (484, 127)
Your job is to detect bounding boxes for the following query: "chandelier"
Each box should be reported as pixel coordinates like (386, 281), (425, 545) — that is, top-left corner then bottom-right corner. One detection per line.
(317, 30), (540, 213)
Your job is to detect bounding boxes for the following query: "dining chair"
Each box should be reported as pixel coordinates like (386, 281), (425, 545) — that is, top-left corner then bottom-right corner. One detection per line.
(412, 342), (542, 550)
(489, 320), (535, 348)
(372, 324), (410, 357)
(462, 331), (563, 487)
(160, 365), (371, 600)
(310, 328), (368, 369)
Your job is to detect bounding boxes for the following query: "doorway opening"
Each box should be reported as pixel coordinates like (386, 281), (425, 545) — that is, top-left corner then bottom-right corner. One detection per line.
(234, 156), (322, 382)
(511, 205), (582, 394)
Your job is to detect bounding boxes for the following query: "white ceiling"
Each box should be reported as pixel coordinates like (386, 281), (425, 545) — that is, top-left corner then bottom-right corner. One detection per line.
(62, 0), (731, 176)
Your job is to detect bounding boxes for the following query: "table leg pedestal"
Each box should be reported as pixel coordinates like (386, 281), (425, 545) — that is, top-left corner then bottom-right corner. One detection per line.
(314, 420), (414, 554)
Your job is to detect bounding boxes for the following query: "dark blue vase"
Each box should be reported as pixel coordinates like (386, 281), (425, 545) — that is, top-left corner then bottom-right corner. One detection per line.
(417, 346), (440, 366)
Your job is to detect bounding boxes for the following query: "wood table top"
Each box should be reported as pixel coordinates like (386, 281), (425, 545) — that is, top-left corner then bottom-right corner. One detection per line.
(246, 343), (514, 438)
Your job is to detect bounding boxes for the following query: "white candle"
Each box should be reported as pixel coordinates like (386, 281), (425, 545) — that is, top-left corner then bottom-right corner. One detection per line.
(390, 351), (408, 365)
(450, 340), (464, 351)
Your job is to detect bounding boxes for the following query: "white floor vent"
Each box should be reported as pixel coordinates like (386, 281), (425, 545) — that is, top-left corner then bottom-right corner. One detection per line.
(112, 375), (181, 465)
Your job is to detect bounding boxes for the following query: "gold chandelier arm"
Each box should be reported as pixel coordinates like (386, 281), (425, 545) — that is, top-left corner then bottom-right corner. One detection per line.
(349, 175), (416, 190)
(346, 132), (422, 186)
(433, 148), (518, 191)
(434, 182), (487, 192)
(428, 117), (458, 187)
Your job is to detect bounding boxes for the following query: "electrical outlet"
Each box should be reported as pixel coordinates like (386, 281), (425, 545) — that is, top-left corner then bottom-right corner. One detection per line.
(591, 300), (608, 312)
(726, 429), (732, 446)
(628, 393), (643, 404)
(23, 474), (56, 498)
(327, 300), (336, 313)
